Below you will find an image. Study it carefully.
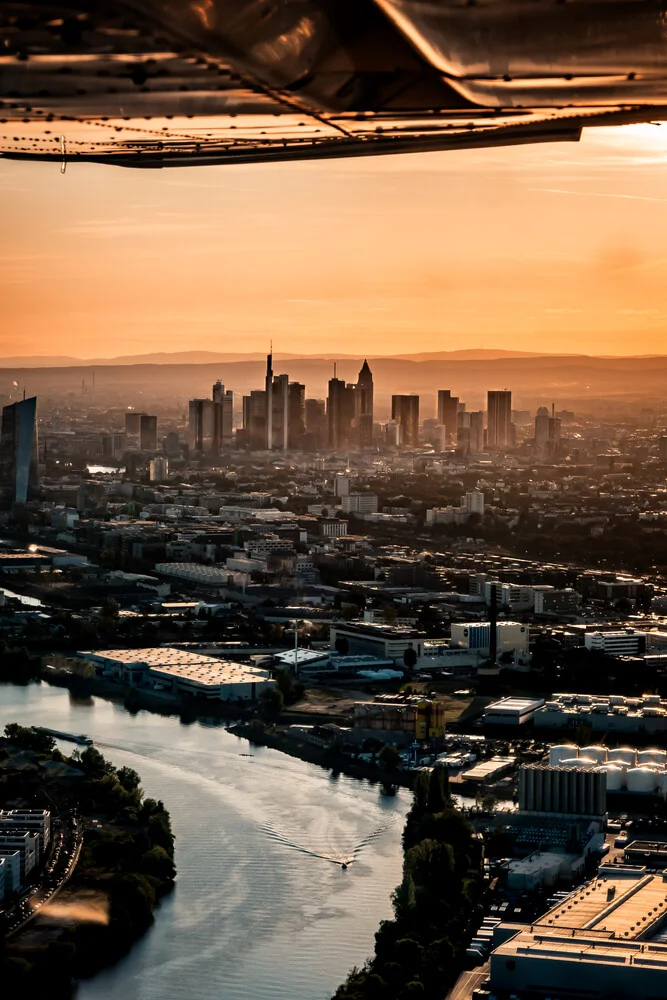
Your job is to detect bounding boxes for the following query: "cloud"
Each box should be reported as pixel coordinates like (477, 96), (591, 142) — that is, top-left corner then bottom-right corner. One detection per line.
(529, 187), (667, 204)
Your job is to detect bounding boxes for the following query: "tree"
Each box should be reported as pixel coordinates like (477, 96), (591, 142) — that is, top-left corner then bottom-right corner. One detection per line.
(117, 767), (141, 792)
(141, 845), (176, 883)
(4, 722), (55, 754)
(403, 646), (417, 670)
(259, 686), (284, 720)
(335, 636), (350, 656)
(378, 744), (401, 772)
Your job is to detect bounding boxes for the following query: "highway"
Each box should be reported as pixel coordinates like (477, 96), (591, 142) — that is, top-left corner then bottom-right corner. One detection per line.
(4, 813), (83, 938)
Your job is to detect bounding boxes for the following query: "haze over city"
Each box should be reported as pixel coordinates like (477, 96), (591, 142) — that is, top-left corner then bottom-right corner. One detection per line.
(4, 123), (667, 359)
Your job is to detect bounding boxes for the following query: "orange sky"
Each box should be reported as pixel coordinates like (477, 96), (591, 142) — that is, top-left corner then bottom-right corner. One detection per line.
(2, 123), (667, 359)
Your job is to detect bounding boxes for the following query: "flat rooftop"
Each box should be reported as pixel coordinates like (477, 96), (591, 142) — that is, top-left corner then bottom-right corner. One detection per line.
(83, 648), (269, 687)
(535, 870), (667, 941)
(487, 697), (545, 713)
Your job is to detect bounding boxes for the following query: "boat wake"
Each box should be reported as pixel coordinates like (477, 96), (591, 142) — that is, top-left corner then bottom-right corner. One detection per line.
(259, 823), (388, 867)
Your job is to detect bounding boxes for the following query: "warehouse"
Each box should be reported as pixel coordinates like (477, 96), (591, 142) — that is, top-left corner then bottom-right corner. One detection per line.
(484, 696), (545, 726)
(490, 867), (667, 1000)
(81, 648), (274, 701)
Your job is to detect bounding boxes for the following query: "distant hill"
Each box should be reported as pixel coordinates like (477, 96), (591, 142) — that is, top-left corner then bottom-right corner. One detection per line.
(0, 348), (593, 368)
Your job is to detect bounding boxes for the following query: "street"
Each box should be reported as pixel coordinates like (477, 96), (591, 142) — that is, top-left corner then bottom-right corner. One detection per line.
(446, 961), (490, 1000)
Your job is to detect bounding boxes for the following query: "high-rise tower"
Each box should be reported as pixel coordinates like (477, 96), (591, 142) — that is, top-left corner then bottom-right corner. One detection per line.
(0, 396), (38, 505)
(391, 394), (420, 448)
(355, 359), (374, 448)
(487, 390), (512, 450)
(265, 349), (274, 449)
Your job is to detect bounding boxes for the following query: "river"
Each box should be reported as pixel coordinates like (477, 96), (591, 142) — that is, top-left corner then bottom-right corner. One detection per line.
(0, 683), (409, 1000)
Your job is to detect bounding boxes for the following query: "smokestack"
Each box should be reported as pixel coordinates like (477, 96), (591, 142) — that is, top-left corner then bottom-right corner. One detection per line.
(489, 583), (498, 664)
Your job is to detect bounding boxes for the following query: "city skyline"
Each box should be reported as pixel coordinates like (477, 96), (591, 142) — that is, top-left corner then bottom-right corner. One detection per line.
(4, 124), (667, 359)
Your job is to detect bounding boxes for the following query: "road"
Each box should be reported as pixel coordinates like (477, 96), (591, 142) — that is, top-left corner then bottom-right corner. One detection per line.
(445, 961), (490, 1000)
(4, 814), (83, 938)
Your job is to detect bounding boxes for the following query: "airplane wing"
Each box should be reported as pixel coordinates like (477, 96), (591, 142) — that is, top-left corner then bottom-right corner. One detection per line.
(1, 0), (666, 168)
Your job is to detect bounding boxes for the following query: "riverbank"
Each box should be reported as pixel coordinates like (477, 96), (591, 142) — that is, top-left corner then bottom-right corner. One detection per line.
(40, 671), (416, 788)
(0, 726), (176, 998)
(230, 721), (415, 790)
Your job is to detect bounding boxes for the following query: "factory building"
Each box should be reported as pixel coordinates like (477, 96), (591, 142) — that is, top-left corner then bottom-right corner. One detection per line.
(450, 621), (529, 657)
(329, 622), (425, 665)
(353, 698), (445, 739)
(518, 764), (606, 818)
(81, 648), (274, 701)
(584, 629), (647, 655)
(535, 692), (667, 734)
(484, 697), (545, 726)
(490, 867), (667, 1000)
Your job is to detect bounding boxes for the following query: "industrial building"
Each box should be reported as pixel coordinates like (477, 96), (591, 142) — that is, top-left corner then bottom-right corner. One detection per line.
(544, 743), (667, 797)
(534, 692), (667, 734)
(584, 629), (647, 655)
(519, 764), (607, 818)
(490, 867), (667, 1000)
(450, 621), (529, 658)
(353, 697), (445, 740)
(329, 622), (425, 665)
(81, 648), (274, 701)
(484, 697), (545, 726)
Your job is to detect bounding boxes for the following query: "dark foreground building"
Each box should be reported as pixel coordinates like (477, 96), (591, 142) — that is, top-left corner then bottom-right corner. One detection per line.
(0, 396), (38, 506)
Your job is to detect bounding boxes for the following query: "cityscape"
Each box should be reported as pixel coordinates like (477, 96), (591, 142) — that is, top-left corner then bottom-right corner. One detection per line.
(5, 4), (667, 1000)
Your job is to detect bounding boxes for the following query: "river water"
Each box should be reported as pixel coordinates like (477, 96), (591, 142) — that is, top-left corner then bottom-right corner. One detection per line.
(0, 683), (409, 1000)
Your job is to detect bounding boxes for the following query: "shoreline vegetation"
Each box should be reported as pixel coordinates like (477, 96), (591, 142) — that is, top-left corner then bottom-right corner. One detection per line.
(2, 661), (417, 788)
(0, 724), (176, 998)
(332, 767), (485, 1000)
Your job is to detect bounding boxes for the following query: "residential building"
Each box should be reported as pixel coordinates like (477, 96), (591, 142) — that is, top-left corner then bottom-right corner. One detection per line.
(341, 493), (379, 514)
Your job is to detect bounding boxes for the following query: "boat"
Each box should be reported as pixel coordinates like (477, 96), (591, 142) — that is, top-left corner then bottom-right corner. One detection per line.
(32, 726), (93, 746)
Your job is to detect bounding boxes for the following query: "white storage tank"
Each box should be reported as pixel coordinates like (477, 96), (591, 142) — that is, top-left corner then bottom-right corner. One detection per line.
(561, 757), (596, 770)
(580, 746), (608, 764)
(549, 745), (579, 766)
(638, 749), (667, 766)
(626, 767), (658, 794)
(595, 764), (625, 792)
(608, 747), (636, 766)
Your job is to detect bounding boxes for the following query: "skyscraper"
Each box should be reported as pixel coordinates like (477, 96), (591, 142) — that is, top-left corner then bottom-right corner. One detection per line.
(469, 410), (485, 453)
(188, 398), (215, 453)
(212, 382), (234, 451)
(487, 390), (512, 450)
(242, 390), (268, 450)
(288, 382), (306, 449)
(327, 374), (355, 450)
(534, 406), (550, 451)
(355, 360), (374, 448)
(304, 398), (326, 450)
(270, 373), (289, 449)
(0, 396), (38, 505)
(391, 394), (420, 448)
(265, 350), (273, 449)
(139, 414), (158, 452)
(437, 389), (459, 443)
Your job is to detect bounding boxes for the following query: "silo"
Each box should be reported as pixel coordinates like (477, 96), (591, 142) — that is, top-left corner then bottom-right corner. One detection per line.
(595, 764), (625, 792)
(561, 757), (596, 770)
(608, 747), (636, 766)
(638, 749), (667, 766)
(580, 746), (608, 764)
(626, 767), (658, 794)
(549, 745), (579, 766)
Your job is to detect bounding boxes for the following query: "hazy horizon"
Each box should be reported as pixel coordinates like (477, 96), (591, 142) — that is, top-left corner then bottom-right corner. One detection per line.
(4, 123), (667, 359)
